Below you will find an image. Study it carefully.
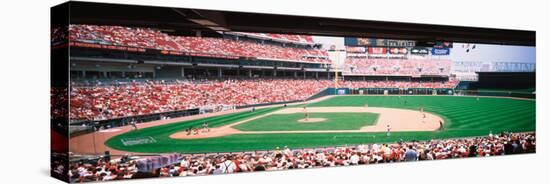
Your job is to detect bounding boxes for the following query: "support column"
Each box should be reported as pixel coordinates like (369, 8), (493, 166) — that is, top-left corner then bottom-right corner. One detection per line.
(248, 69), (252, 78)
(315, 72), (319, 79)
(218, 68), (222, 77)
(294, 71), (298, 78)
(181, 67), (185, 78)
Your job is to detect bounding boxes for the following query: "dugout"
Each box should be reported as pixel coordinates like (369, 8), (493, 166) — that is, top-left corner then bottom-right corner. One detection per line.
(69, 108), (200, 137)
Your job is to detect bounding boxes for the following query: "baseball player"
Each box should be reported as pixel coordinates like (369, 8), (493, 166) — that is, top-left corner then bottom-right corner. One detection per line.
(303, 106), (309, 121)
(131, 119), (138, 130)
(386, 124), (391, 136)
(203, 122), (210, 133)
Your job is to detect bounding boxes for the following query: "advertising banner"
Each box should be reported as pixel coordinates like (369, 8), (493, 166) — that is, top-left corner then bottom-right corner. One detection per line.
(368, 47), (388, 54)
(410, 47), (430, 55)
(431, 47), (450, 55)
(389, 47), (408, 55)
(387, 39), (415, 47)
(346, 46), (366, 53)
(357, 38), (379, 46)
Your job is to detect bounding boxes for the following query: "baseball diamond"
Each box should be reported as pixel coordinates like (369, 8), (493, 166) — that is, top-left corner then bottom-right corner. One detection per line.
(73, 95), (536, 154)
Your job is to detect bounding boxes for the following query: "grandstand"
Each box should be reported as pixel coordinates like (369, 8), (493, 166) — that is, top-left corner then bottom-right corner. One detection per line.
(69, 25), (330, 64)
(66, 132), (535, 182)
(65, 24), (462, 126)
(343, 58), (452, 76)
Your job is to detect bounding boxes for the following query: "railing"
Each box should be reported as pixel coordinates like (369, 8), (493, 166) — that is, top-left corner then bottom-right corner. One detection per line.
(69, 108), (200, 137)
(236, 100), (301, 109)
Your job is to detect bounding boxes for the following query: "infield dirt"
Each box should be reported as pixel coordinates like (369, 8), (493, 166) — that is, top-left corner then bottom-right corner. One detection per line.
(169, 106), (444, 140)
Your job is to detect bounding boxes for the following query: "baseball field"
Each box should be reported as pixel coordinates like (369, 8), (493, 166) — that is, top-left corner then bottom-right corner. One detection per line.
(103, 95), (535, 153)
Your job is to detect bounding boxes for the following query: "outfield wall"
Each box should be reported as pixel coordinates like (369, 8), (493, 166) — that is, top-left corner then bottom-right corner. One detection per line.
(322, 87), (535, 99)
(324, 88), (454, 95)
(455, 90), (536, 99)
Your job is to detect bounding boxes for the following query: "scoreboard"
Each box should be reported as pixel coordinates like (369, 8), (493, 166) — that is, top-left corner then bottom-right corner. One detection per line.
(349, 38), (416, 47)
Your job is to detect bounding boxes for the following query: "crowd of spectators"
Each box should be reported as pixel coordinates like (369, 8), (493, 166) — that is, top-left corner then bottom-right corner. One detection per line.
(69, 24), (179, 51)
(340, 80), (459, 89)
(51, 87), (68, 120)
(51, 26), (68, 46)
(229, 32), (315, 44)
(69, 24), (329, 63)
(344, 57), (452, 76)
(69, 79), (332, 121)
(172, 36), (328, 62)
(66, 132), (535, 182)
(69, 78), (459, 121)
(68, 25), (462, 76)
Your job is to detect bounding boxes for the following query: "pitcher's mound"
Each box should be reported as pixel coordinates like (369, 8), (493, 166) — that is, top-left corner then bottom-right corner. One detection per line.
(298, 118), (326, 123)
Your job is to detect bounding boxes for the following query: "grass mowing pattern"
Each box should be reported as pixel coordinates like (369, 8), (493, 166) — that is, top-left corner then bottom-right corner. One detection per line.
(106, 96), (535, 153)
(233, 112), (379, 131)
(308, 96), (535, 131)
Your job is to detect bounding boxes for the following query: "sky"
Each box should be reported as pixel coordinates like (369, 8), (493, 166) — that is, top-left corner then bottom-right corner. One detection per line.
(312, 36), (536, 63)
(450, 43), (535, 63)
(312, 36), (345, 50)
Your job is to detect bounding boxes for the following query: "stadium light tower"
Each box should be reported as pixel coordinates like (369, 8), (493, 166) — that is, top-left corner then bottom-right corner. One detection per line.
(327, 45), (346, 91)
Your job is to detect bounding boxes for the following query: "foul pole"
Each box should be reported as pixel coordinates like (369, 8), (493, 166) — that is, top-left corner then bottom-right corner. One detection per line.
(328, 45), (343, 95)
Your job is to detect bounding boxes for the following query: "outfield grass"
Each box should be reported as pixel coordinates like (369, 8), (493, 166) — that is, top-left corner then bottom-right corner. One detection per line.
(308, 96), (535, 131)
(233, 112), (379, 131)
(105, 96), (535, 153)
(475, 88), (536, 93)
